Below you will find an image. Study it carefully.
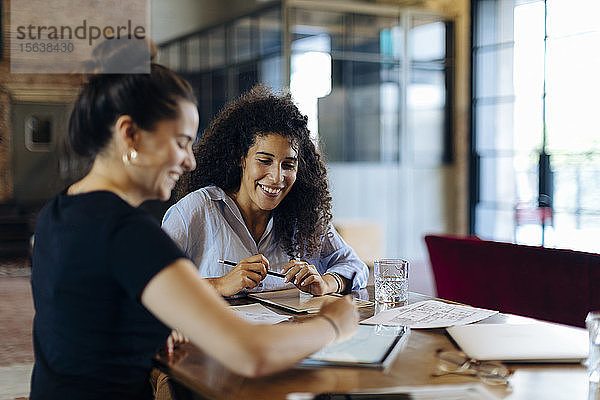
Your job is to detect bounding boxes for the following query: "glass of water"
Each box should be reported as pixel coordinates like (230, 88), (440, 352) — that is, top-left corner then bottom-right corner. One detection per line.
(374, 259), (409, 305)
(587, 311), (600, 384)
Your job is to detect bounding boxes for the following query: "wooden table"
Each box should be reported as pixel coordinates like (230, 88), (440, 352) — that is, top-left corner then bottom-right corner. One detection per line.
(154, 289), (591, 400)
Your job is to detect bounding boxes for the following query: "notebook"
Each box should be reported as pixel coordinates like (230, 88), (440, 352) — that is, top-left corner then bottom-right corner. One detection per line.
(248, 288), (373, 314)
(446, 322), (588, 363)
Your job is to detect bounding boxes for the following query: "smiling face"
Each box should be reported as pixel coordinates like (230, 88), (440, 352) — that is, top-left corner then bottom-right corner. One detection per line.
(135, 100), (199, 201)
(234, 133), (298, 218)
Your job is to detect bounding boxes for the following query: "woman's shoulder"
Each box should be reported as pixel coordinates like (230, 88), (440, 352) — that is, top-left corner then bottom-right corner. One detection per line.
(174, 186), (222, 207)
(42, 190), (137, 223)
(165, 185), (226, 221)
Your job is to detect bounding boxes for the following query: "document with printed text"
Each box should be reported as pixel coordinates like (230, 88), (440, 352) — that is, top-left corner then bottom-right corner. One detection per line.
(361, 300), (498, 329)
(230, 303), (292, 325)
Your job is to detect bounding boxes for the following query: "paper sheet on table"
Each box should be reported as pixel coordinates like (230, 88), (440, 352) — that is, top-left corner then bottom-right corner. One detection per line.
(369, 383), (500, 399)
(230, 303), (292, 324)
(360, 300), (498, 329)
(287, 383), (500, 400)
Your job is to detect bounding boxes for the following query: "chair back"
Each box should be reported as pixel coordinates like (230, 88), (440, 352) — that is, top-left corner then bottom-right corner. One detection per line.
(424, 234), (600, 327)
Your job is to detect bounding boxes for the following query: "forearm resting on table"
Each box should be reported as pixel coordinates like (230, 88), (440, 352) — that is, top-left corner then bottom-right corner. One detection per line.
(142, 259), (336, 377)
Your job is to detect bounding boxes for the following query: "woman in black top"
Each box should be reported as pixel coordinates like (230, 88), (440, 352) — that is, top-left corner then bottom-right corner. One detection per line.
(30, 41), (358, 399)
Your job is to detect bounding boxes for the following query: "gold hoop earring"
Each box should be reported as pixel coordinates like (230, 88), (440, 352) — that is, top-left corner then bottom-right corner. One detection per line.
(122, 148), (138, 165)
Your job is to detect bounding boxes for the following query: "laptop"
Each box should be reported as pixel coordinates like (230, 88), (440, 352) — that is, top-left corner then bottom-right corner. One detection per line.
(446, 322), (588, 363)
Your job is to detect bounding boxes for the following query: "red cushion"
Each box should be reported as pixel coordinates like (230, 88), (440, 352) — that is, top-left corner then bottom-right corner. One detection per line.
(424, 234), (600, 327)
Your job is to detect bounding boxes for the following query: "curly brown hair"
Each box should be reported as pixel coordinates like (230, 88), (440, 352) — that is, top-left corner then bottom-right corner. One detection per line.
(189, 85), (332, 258)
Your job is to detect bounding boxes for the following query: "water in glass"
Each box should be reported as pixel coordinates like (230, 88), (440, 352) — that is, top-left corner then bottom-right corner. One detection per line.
(375, 275), (408, 304)
(587, 312), (600, 384)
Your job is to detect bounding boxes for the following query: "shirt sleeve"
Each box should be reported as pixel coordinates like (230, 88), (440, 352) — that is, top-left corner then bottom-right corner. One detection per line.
(110, 213), (186, 299)
(161, 203), (189, 253)
(314, 225), (369, 290)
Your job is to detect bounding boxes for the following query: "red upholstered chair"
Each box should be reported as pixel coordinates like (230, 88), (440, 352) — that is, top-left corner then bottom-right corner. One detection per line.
(424, 234), (600, 327)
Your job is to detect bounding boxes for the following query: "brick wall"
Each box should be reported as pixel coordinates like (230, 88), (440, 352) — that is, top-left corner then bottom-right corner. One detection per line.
(0, 0), (81, 203)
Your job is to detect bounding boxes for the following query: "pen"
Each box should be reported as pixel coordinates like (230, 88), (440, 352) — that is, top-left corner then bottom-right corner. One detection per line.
(217, 259), (286, 278)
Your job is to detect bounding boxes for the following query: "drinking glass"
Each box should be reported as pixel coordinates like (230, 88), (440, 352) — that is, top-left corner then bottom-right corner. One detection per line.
(374, 259), (408, 304)
(587, 311), (600, 384)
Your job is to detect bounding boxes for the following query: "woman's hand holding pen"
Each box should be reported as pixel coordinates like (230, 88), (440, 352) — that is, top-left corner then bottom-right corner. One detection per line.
(319, 295), (359, 343)
(282, 260), (337, 296)
(213, 254), (268, 296)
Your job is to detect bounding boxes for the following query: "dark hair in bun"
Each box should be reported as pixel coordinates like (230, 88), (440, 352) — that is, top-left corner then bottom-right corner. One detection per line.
(69, 39), (196, 158)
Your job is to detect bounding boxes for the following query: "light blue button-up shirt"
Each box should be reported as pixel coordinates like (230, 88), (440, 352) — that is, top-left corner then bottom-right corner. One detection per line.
(162, 186), (368, 293)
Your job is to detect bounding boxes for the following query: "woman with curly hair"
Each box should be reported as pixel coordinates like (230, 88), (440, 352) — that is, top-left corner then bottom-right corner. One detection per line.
(162, 86), (368, 297)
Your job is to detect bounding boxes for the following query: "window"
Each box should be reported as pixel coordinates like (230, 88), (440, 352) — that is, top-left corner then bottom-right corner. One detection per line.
(159, 6), (282, 133)
(25, 115), (52, 152)
(472, 0), (600, 252)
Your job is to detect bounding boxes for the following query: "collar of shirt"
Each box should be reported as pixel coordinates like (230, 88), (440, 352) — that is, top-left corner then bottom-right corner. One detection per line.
(205, 185), (274, 251)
